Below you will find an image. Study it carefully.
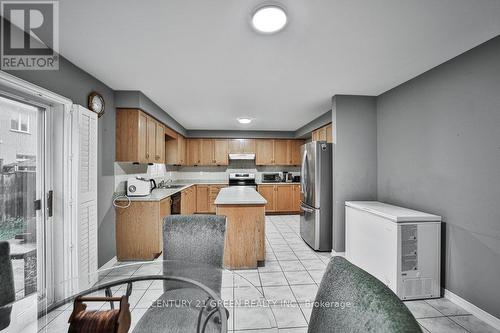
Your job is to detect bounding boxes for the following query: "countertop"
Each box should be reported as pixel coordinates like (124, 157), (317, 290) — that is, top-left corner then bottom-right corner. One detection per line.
(257, 181), (300, 185)
(214, 187), (267, 205)
(115, 180), (228, 202)
(345, 201), (441, 222)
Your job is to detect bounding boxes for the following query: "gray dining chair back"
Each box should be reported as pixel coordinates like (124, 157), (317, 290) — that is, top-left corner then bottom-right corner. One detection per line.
(163, 215), (226, 268)
(0, 242), (15, 307)
(308, 256), (421, 333)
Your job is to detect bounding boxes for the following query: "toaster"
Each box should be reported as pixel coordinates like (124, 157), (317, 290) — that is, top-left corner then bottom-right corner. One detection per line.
(127, 177), (153, 196)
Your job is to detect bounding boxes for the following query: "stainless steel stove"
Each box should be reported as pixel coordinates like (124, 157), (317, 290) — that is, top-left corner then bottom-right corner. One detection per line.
(228, 173), (257, 188)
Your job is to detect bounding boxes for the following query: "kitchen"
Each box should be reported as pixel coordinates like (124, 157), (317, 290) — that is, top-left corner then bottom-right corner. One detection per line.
(113, 107), (334, 267)
(1, 1), (499, 332)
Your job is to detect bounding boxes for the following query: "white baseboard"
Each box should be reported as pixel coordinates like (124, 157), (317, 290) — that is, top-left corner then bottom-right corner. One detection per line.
(99, 256), (117, 270)
(444, 289), (500, 330)
(331, 250), (345, 257)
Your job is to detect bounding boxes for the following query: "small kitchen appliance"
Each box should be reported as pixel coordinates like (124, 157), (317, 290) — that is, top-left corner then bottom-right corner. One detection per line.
(261, 173), (281, 183)
(127, 177), (156, 196)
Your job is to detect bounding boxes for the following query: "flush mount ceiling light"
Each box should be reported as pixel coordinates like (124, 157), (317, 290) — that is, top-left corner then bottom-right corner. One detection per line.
(237, 117), (253, 124)
(251, 5), (287, 34)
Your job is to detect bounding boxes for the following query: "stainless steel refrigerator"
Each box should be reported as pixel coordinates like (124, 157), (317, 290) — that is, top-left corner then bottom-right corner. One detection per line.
(300, 141), (333, 251)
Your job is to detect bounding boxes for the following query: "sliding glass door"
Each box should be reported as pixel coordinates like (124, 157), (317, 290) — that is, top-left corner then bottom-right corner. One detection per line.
(0, 95), (52, 306)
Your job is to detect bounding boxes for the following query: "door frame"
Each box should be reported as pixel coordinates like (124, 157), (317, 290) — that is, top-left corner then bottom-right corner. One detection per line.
(0, 71), (75, 307)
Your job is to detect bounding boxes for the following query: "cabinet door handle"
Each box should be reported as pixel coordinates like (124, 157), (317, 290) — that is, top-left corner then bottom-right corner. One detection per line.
(146, 153), (150, 158)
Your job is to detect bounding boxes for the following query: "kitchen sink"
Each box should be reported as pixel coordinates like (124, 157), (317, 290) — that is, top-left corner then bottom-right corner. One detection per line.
(158, 184), (185, 189)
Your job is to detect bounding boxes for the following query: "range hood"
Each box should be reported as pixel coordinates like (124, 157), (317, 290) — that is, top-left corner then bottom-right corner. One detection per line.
(228, 153), (256, 160)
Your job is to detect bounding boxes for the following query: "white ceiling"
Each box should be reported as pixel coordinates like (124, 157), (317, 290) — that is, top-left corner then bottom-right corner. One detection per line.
(59, 0), (500, 131)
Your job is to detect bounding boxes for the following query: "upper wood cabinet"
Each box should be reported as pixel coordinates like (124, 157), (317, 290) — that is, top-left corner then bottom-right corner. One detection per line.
(200, 139), (215, 165)
(165, 134), (186, 165)
(187, 139), (201, 166)
(228, 139), (256, 154)
(290, 140), (303, 165)
(255, 139), (275, 165)
(186, 139), (228, 166)
(255, 139), (304, 166)
(154, 122), (165, 163)
(273, 140), (289, 165)
(214, 139), (228, 165)
(116, 108), (165, 164)
(312, 123), (333, 143)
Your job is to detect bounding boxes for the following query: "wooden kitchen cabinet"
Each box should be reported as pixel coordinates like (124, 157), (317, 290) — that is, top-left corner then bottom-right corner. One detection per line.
(187, 139), (201, 166)
(165, 134), (186, 165)
(200, 139), (214, 165)
(258, 185), (276, 212)
(196, 185), (209, 212)
(213, 139), (228, 165)
(273, 140), (289, 165)
(326, 123), (333, 143)
(180, 186), (196, 215)
(276, 185), (294, 212)
(208, 185), (226, 213)
(259, 184), (301, 213)
(290, 140), (304, 165)
(293, 184), (301, 212)
(187, 139), (228, 166)
(116, 197), (171, 260)
(155, 122), (165, 163)
(312, 123), (333, 143)
(228, 139), (256, 154)
(116, 109), (164, 164)
(255, 139), (275, 165)
(255, 139), (304, 166)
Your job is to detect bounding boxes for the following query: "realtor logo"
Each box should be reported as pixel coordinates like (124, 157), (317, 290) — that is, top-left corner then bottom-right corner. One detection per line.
(1, 1), (59, 70)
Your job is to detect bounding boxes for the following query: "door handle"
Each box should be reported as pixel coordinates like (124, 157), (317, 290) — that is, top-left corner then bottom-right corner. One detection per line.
(47, 190), (53, 217)
(300, 203), (314, 213)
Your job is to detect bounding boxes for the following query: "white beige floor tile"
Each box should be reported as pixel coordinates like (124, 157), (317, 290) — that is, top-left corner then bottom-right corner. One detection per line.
(270, 304), (308, 328)
(418, 317), (469, 333)
(404, 300), (443, 319)
(284, 271), (315, 285)
(425, 298), (469, 316)
(449, 315), (500, 333)
(260, 271), (288, 286)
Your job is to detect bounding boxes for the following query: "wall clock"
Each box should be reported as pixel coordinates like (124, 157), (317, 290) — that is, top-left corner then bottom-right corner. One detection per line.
(88, 92), (105, 118)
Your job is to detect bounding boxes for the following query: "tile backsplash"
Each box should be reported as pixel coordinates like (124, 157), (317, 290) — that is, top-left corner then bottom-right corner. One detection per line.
(114, 161), (300, 193)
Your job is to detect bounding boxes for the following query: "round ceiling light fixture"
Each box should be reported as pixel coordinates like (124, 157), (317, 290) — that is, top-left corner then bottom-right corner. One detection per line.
(251, 5), (287, 34)
(237, 117), (253, 124)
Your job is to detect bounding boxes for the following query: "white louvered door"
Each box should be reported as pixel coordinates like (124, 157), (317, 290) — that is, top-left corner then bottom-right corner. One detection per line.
(74, 105), (98, 291)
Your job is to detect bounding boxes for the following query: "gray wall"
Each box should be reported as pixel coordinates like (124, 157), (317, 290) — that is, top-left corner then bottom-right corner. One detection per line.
(6, 57), (117, 267)
(295, 110), (332, 138)
(332, 95), (378, 252)
(377, 36), (500, 318)
(115, 90), (186, 136)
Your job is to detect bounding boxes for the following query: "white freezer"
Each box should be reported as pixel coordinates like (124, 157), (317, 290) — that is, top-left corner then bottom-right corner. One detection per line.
(345, 201), (441, 300)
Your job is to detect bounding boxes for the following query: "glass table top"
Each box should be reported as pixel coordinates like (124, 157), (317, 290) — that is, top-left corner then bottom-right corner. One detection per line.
(3, 260), (281, 333)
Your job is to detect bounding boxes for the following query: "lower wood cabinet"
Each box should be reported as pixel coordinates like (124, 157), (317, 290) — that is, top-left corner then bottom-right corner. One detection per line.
(196, 185), (209, 212)
(181, 186), (196, 215)
(258, 185), (277, 212)
(258, 184), (301, 213)
(116, 197), (171, 260)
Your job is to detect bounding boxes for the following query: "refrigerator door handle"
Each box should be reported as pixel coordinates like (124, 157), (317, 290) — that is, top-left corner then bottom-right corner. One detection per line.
(300, 203), (315, 213)
(300, 149), (307, 194)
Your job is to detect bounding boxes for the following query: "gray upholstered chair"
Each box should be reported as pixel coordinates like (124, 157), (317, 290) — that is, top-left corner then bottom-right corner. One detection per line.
(308, 256), (421, 333)
(133, 215), (227, 333)
(0, 242), (16, 329)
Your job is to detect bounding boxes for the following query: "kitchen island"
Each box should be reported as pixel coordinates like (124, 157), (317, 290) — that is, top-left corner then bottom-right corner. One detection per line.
(214, 187), (267, 269)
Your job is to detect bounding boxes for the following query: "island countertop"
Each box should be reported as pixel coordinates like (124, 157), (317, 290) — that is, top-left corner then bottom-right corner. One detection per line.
(214, 187), (267, 205)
